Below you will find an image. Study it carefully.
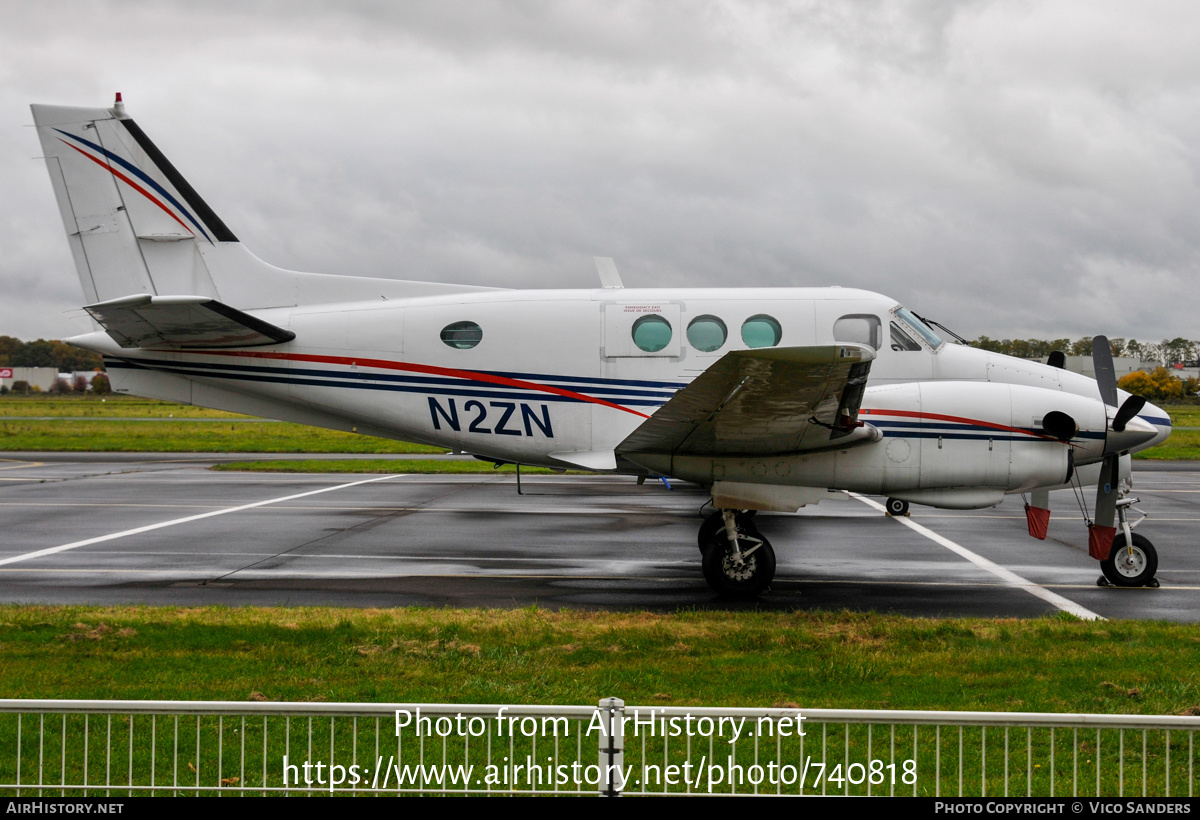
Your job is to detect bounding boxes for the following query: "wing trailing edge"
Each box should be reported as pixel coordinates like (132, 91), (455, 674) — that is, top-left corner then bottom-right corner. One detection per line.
(617, 344), (876, 459)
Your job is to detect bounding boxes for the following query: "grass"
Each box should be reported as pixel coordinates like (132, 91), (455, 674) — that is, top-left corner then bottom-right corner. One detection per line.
(0, 395), (244, 418)
(1133, 429), (1200, 460)
(4, 606), (1197, 796)
(0, 420), (443, 453)
(1, 606), (1198, 712)
(1164, 406), (1200, 427)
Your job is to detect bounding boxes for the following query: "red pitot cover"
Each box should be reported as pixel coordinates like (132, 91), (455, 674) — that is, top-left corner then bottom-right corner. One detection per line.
(1024, 505), (1050, 540)
(1088, 525), (1117, 560)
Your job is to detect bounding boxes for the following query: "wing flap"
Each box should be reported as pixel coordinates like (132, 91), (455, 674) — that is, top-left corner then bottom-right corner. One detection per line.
(617, 344), (874, 457)
(84, 294), (295, 349)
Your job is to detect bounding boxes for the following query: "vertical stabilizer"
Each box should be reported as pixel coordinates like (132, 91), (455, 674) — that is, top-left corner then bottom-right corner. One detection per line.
(30, 100), (237, 304)
(32, 98), (499, 313)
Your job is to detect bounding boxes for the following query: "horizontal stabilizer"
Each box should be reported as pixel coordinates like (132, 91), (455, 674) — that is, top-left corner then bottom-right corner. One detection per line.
(84, 294), (295, 349)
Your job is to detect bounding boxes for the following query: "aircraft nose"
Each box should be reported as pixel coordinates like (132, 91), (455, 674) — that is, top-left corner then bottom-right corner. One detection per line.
(1107, 413), (1159, 453)
(1139, 400), (1173, 448)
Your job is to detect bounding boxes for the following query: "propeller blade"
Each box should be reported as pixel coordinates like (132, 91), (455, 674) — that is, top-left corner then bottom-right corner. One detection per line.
(1093, 454), (1119, 529)
(1088, 453), (1120, 559)
(1112, 395), (1147, 433)
(1092, 335), (1118, 407)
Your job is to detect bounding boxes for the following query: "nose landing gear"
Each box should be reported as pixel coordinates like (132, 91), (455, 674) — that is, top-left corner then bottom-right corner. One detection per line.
(1097, 497), (1159, 588)
(1099, 532), (1158, 588)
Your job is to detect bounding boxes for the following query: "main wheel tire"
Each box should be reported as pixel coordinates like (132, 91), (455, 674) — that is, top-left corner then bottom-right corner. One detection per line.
(1100, 532), (1158, 588)
(701, 533), (775, 597)
(697, 511), (760, 552)
(886, 497), (909, 516)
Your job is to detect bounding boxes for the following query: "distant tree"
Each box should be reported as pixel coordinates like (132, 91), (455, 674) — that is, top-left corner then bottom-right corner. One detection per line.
(1160, 338), (1196, 366)
(1118, 368), (1185, 402)
(1068, 337), (1093, 356)
(1007, 339), (1034, 358)
(964, 336), (1003, 352)
(2, 337), (103, 370)
(10, 381), (30, 395)
(49, 378), (71, 394)
(51, 341), (102, 371)
(72, 374), (89, 393)
(91, 373), (111, 395)
(0, 335), (20, 366)
(15, 339), (58, 368)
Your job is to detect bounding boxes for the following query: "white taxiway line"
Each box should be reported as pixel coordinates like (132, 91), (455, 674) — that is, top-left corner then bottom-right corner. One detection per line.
(0, 474), (402, 569)
(853, 494), (1104, 621)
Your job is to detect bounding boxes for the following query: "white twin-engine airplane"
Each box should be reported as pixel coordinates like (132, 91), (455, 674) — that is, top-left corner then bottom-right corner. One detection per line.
(30, 97), (1173, 597)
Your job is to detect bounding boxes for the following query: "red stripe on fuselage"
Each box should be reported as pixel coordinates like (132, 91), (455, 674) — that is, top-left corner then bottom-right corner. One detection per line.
(177, 349), (653, 419)
(860, 408), (1057, 440)
(60, 140), (195, 237)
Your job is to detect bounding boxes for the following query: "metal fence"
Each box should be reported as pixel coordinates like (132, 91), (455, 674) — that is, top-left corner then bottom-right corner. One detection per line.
(0, 699), (1197, 797)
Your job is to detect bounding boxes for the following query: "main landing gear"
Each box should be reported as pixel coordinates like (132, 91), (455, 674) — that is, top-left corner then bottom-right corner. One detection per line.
(698, 509), (775, 597)
(885, 497), (910, 517)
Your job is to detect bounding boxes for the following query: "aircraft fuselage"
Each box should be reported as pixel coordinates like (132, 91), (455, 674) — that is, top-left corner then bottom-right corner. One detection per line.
(73, 285), (1171, 508)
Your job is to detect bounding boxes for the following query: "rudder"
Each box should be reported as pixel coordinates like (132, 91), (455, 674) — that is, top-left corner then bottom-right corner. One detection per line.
(31, 98), (234, 305)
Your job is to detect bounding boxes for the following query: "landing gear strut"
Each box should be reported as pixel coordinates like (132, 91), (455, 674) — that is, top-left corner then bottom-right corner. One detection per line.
(697, 509), (758, 552)
(699, 509), (775, 597)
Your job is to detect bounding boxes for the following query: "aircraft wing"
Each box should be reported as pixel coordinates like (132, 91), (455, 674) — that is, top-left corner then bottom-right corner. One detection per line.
(84, 294), (295, 349)
(616, 344), (874, 457)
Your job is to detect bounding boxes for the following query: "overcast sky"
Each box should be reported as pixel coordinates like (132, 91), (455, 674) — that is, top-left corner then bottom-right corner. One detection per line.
(3, 0), (1198, 343)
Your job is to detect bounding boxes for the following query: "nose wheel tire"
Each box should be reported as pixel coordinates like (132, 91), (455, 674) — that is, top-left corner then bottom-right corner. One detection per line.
(885, 497), (909, 516)
(1100, 533), (1158, 588)
(701, 533), (775, 597)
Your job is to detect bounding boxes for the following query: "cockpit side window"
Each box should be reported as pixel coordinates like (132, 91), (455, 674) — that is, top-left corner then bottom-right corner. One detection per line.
(890, 322), (922, 351)
(834, 315), (882, 350)
(895, 307), (943, 349)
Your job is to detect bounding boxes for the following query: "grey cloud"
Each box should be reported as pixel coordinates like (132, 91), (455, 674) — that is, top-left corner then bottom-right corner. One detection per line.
(2, 0), (1197, 342)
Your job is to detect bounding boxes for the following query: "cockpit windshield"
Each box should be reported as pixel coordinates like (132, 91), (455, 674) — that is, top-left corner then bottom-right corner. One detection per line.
(894, 307), (943, 350)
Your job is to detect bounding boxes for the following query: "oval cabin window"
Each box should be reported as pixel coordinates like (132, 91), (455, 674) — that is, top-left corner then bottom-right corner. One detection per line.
(440, 321), (483, 349)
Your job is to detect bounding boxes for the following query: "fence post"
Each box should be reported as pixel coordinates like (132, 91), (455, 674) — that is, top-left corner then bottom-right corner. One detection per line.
(597, 697), (625, 797)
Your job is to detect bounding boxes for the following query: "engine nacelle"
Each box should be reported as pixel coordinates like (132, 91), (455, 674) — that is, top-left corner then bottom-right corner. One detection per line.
(632, 380), (1107, 510)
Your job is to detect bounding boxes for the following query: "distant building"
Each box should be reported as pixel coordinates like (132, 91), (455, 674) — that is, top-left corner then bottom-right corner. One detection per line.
(0, 367), (59, 391)
(1034, 356), (1198, 382)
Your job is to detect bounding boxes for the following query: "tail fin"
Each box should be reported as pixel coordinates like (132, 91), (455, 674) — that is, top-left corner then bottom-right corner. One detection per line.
(31, 97), (494, 313)
(31, 99), (238, 305)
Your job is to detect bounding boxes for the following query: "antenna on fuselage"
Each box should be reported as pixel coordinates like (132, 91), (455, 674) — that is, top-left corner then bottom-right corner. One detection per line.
(594, 257), (624, 289)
